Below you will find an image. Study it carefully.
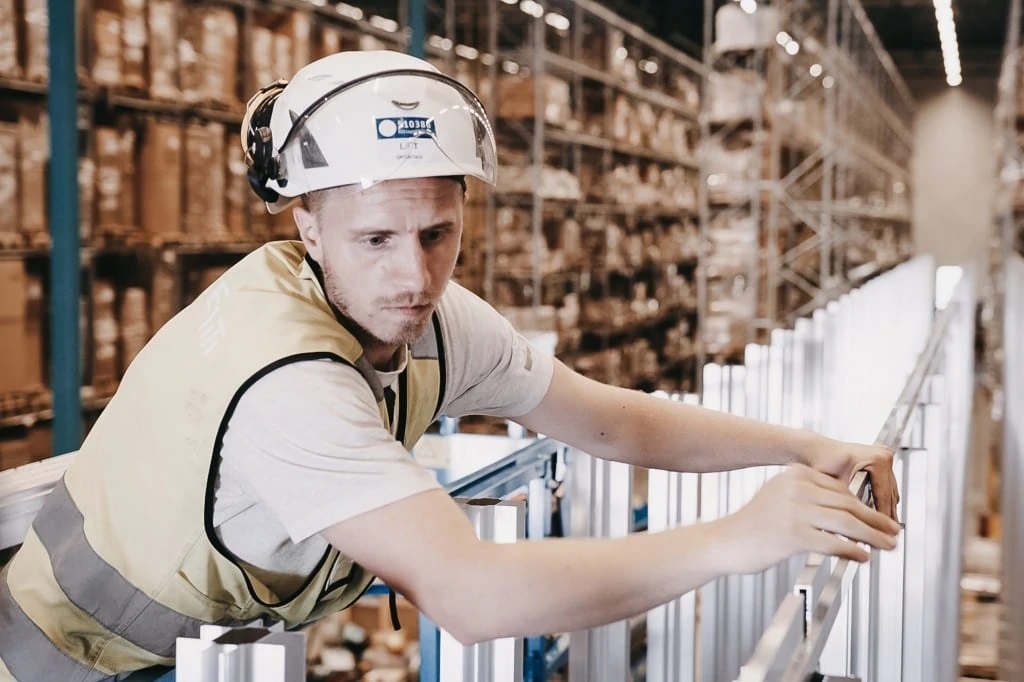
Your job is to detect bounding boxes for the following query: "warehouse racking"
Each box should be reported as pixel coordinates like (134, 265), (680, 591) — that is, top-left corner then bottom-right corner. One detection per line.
(697, 0), (915, 363)
(0, 0), (432, 464)
(476, 0), (705, 396)
(0, 0), (712, 461)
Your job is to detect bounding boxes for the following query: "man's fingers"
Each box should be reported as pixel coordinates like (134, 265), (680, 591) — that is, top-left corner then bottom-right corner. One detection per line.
(803, 506), (898, 551)
(807, 484), (901, 536)
(801, 464), (860, 496)
(808, 528), (871, 563)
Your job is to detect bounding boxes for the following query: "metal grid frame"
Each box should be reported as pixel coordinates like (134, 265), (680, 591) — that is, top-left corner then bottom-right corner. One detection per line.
(697, 0), (915, 368)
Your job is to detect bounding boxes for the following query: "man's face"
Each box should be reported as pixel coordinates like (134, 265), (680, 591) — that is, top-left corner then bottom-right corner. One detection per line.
(294, 177), (463, 356)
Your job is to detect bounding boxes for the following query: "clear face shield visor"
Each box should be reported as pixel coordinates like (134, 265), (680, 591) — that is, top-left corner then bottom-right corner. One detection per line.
(271, 70), (498, 199)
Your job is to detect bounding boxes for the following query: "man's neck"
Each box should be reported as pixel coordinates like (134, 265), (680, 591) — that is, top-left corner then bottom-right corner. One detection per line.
(363, 343), (403, 372)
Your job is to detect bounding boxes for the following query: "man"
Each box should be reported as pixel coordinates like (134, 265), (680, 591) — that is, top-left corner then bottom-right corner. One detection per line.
(0, 50), (900, 680)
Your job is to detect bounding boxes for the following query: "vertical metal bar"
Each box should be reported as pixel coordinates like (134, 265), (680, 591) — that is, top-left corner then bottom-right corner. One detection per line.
(821, 0), (838, 302)
(421, 614), (442, 682)
(483, 0), (498, 304)
(700, 365), (723, 682)
(530, 15), (544, 309)
(872, 444), (908, 682)
(567, 449), (631, 682)
(49, 0), (82, 454)
(408, 0), (426, 57)
(901, 404), (942, 682)
(1003, 254), (1024, 682)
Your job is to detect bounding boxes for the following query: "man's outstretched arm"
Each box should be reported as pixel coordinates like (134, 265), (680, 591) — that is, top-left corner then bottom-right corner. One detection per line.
(513, 361), (899, 520)
(322, 464), (898, 646)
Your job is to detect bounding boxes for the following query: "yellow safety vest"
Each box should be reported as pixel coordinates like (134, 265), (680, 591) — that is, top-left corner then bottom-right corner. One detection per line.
(0, 241), (445, 681)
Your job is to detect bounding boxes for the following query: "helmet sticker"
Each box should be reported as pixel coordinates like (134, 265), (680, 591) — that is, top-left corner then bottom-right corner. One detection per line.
(375, 116), (437, 140)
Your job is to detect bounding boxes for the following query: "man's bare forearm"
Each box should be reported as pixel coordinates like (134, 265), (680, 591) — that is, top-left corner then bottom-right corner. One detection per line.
(516, 362), (823, 475)
(589, 387), (820, 473)
(419, 517), (735, 645)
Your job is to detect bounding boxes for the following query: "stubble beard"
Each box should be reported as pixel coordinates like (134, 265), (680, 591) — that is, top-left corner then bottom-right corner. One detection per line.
(323, 262), (432, 349)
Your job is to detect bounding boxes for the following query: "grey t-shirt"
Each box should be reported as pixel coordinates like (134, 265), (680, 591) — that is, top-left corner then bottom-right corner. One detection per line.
(211, 281), (554, 595)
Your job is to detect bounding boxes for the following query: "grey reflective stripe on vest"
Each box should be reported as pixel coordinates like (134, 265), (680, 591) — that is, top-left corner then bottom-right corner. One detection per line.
(31, 478), (213, 658)
(0, 566), (116, 682)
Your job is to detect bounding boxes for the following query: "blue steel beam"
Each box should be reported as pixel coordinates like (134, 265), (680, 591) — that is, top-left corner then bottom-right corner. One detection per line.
(47, 0), (82, 454)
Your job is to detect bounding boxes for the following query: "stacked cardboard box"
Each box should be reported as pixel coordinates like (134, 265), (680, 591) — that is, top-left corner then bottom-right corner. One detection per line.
(148, 0), (180, 99)
(79, 157), (96, 243)
(179, 6), (240, 108)
(0, 262), (43, 394)
(0, 0), (18, 77)
(184, 121), (227, 237)
(139, 118), (183, 240)
(119, 287), (149, 374)
(92, 8), (123, 86)
(0, 437), (32, 470)
(225, 134), (249, 239)
(121, 0), (147, 90)
(95, 126), (137, 236)
(23, 0), (47, 82)
(92, 280), (120, 390)
(0, 123), (18, 245)
(18, 113), (47, 242)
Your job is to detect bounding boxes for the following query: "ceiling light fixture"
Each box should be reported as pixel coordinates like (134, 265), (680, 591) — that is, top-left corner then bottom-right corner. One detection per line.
(933, 0), (962, 86)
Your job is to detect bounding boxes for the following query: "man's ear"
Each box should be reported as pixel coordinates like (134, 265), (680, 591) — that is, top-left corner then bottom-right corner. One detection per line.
(293, 206), (323, 262)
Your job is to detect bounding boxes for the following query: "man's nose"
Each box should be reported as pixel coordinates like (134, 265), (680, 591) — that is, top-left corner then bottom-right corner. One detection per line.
(393, 240), (431, 291)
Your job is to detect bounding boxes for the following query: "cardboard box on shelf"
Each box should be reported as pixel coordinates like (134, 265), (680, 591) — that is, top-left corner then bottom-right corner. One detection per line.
(180, 6), (240, 107)
(0, 0), (19, 78)
(92, 280), (120, 388)
(121, 0), (147, 90)
(498, 75), (572, 127)
(93, 9), (122, 87)
(95, 127), (126, 230)
(184, 121), (227, 235)
(0, 438), (32, 470)
(79, 157), (95, 242)
(23, 0), (47, 81)
(23, 274), (43, 388)
(27, 424), (52, 461)
(120, 287), (149, 374)
(285, 12), (311, 78)
(18, 114), (47, 239)
(148, 0), (180, 99)
(0, 124), (19, 243)
(225, 135), (248, 239)
(121, 128), (137, 230)
(318, 25), (343, 59)
(0, 261), (28, 394)
(273, 32), (294, 82)
(250, 26), (276, 88)
(139, 119), (183, 239)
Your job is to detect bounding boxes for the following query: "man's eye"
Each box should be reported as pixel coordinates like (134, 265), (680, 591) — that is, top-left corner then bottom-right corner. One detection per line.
(366, 236), (388, 247)
(423, 229), (445, 243)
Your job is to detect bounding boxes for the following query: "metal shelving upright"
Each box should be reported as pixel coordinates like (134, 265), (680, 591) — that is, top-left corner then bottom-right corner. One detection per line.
(698, 0), (915, 368)
(477, 0), (705, 395)
(990, 2), (1023, 679)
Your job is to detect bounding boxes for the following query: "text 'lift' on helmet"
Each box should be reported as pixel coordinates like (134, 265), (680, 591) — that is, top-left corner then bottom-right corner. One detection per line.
(241, 50), (498, 215)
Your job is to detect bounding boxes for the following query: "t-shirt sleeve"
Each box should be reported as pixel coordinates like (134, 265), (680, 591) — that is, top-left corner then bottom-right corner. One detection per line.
(437, 282), (555, 420)
(220, 359), (443, 544)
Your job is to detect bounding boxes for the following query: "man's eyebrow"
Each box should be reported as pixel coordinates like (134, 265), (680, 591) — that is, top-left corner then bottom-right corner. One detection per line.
(347, 220), (455, 237)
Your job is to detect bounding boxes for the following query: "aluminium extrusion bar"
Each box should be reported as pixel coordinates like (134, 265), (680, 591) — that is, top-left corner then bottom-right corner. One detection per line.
(737, 287), (964, 682)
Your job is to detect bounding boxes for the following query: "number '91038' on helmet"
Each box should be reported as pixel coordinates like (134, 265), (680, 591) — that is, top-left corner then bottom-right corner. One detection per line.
(241, 50), (499, 214)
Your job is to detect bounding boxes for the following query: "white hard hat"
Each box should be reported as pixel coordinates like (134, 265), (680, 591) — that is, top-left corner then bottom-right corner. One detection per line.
(242, 50), (498, 214)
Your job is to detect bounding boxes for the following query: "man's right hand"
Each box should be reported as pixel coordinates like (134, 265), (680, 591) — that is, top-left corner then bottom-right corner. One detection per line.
(722, 463), (901, 575)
